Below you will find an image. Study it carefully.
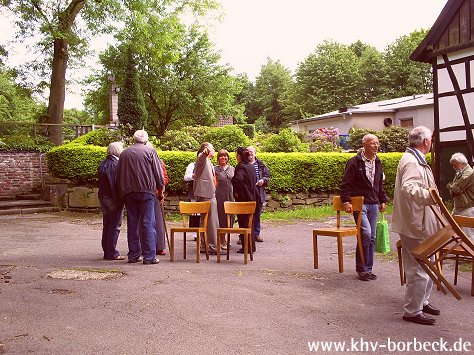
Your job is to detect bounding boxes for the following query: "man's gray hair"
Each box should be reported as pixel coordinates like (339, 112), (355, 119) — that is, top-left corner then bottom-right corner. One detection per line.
(362, 134), (378, 144)
(107, 141), (123, 157)
(133, 130), (149, 144)
(408, 126), (432, 147)
(450, 152), (468, 165)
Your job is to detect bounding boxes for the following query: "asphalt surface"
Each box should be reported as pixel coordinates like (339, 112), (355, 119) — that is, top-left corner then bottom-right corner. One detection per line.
(1, 211), (474, 354)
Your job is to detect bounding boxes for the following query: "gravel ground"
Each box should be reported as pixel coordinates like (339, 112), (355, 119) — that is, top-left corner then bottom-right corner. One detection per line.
(1, 211), (473, 354)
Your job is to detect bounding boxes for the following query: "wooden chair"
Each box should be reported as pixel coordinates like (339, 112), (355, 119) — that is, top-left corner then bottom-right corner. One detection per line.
(439, 215), (474, 295)
(313, 196), (365, 273)
(409, 188), (474, 300)
(216, 201), (256, 264)
(170, 201), (211, 263)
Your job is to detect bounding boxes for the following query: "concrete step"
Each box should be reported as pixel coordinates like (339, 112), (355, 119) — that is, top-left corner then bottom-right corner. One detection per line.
(0, 199), (60, 215)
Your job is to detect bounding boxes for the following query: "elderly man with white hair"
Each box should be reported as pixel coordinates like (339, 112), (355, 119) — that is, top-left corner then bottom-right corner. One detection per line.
(340, 133), (388, 282)
(116, 130), (165, 265)
(392, 126), (442, 326)
(447, 152), (474, 217)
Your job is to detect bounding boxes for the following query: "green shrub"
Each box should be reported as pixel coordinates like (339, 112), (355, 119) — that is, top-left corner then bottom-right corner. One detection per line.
(348, 126), (409, 152)
(235, 123), (256, 138)
(160, 130), (199, 151)
(46, 144), (106, 185)
(379, 126), (409, 152)
(0, 134), (53, 152)
(46, 143), (405, 198)
(69, 128), (123, 147)
(203, 125), (250, 152)
(261, 128), (308, 152)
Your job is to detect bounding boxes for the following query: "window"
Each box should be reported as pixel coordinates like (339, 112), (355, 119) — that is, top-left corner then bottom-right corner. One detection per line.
(400, 118), (414, 127)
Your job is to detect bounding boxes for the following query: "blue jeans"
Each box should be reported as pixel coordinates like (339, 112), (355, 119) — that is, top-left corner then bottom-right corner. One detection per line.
(124, 192), (157, 261)
(353, 204), (378, 273)
(99, 198), (123, 259)
(253, 200), (263, 237)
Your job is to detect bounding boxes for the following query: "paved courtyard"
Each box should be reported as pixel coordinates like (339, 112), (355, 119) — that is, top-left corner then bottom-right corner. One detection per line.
(1, 211), (473, 354)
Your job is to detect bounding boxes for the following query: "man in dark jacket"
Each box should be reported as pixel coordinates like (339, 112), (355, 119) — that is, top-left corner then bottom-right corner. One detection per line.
(116, 130), (165, 265)
(247, 146), (270, 242)
(98, 141), (124, 260)
(340, 134), (387, 281)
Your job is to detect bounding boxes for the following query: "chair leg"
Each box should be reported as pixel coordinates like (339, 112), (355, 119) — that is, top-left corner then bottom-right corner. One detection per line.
(419, 256), (462, 300)
(337, 236), (344, 273)
(356, 234), (365, 265)
(183, 232), (187, 260)
(226, 233), (230, 261)
(204, 232), (210, 260)
(454, 259), (459, 285)
(243, 232), (248, 265)
(217, 232), (222, 263)
(249, 231), (253, 262)
(471, 259), (474, 296)
(195, 232), (200, 263)
(313, 233), (319, 269)
(170, 232), (175, 262)
(397, 241), (405, 286)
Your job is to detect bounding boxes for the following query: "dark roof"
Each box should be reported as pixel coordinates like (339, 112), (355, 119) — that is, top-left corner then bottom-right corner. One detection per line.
(411, 0), (472, 63)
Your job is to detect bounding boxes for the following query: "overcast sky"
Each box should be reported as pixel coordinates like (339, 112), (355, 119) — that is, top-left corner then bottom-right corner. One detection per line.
(210, 0), (448, 80)
(0, 0), (448, 109)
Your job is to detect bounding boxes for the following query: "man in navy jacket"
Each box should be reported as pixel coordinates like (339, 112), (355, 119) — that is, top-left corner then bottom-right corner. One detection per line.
(340, 134), (387, 281)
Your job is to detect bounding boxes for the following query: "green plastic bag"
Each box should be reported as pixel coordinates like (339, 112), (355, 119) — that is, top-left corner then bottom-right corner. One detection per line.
(375, 213), (390, 253)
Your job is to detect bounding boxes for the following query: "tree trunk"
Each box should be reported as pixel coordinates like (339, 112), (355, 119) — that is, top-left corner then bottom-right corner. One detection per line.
(46, 38), (68, 145)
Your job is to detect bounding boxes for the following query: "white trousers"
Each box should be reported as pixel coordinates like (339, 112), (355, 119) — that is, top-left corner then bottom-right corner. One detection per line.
(399, 234), (433, 317)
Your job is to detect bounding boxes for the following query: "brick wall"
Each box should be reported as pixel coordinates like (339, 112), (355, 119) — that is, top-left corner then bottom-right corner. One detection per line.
(0, 152), (48, 199)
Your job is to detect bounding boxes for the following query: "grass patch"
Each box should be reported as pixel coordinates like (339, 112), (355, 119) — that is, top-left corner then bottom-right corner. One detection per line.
(458, 262), (473, 273)
(375, 250), (398, 262)
(262, 205), (334, 222)
(262, 203), (393, 222)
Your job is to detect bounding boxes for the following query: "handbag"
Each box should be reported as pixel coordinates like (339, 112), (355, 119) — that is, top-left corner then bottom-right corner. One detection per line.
(375, 212), (390, 253)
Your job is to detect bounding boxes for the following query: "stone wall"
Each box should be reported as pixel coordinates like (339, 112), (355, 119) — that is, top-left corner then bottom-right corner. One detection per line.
(51, 187), (336, 212)
(0, 151), (48, 199)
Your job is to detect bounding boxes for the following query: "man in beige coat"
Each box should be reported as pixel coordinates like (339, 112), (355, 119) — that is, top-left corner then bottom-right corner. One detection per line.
(391, 126), (442, 326)
(193, 142), (224, 254)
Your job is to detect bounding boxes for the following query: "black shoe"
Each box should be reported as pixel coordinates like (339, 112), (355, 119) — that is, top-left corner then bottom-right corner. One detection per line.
(358, 272), (371, 281)
(422, 303), (440, 316)
(403, 314), (436, 325)
(369, 273), (377, 280)
(128, 256), (143, 263)
(143, 258), (159, 265)
(237, 248), (256, 254)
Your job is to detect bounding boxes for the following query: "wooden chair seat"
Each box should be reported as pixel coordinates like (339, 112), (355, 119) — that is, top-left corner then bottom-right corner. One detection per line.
(216, 201), (256, 264)
(313, 196), (365, 273)
(170, 201), (211, 263)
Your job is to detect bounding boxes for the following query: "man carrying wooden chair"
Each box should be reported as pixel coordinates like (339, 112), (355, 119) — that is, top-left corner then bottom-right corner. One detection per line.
(391, 126), (443, 326)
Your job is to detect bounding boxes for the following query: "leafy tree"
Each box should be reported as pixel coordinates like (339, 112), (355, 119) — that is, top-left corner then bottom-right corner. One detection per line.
(117, 48), (147, 137)
(160, 130), (199, 151)
(86, 21), (241, 136)
(1, 0), (218, 145)
(293, 40), (362, 118)
(383, 29), (432, 97)
(254, 58), (294, 131)
(357, 45), (389, 103)
(379, 126), (409, 152)
(234, 73), (262, 123)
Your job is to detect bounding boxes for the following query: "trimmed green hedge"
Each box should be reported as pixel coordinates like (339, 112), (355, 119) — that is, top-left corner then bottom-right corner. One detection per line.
(47, 145), (406, 197)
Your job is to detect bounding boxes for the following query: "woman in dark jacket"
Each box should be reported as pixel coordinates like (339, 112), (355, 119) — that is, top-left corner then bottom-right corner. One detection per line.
(231, 147), (259, 253)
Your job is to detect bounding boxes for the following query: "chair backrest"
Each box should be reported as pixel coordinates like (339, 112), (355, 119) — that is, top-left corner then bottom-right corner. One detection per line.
(178, 201), (211, 228)
(453, 214), (474, 229)
(332, 196), (364, 229)
(429, 187), (474, 255)
(223, 201), (256, 229)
